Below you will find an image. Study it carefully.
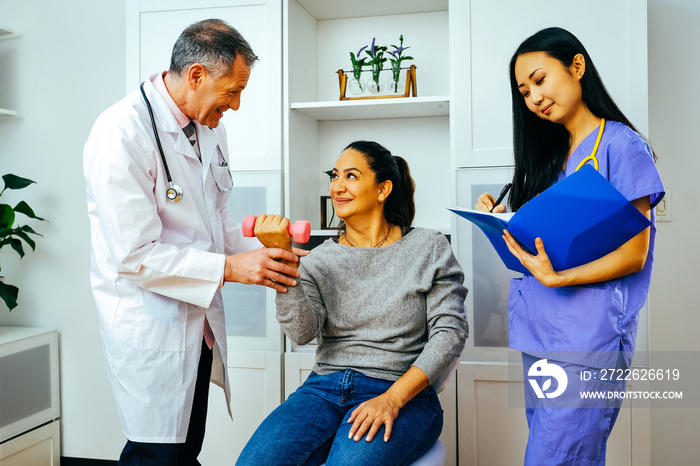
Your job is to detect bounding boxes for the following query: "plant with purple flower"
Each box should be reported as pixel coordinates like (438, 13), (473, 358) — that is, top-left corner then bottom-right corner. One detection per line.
(364, 37), (388, 92)
(349, 44), (368, 91)
(388, 35), (413, 92)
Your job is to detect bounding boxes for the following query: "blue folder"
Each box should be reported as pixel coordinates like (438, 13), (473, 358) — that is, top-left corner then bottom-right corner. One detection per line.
(450, 165), (652, 274)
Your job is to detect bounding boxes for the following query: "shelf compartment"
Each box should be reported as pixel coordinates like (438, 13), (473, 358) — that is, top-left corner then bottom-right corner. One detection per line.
(295, 0), (448, 20)
(291, 96), (449, 121)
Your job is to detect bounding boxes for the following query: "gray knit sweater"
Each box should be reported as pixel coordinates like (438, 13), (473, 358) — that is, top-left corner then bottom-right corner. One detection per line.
(276, 227), (469, 384)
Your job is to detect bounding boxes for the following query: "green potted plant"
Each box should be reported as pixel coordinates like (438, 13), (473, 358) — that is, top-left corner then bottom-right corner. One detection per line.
(0, 174), (45, 310)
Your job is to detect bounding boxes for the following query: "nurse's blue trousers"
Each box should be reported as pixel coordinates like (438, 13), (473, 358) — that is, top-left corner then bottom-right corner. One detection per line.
(522, 353), (627, 466)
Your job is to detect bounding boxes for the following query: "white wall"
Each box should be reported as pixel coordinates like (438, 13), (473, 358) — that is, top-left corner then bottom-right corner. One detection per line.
(647, 0), (700, 462)
(0, 0), (698, 462)
(0, 0), (127, 459)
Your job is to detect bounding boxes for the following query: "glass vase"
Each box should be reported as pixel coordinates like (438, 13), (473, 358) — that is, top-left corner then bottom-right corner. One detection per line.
(368, 63), (385, 94)
(389, 75), (406, 94)
(348, 77), (365, 95)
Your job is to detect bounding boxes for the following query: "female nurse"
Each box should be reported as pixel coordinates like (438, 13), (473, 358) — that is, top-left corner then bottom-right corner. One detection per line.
(236, 141), (468, 465)
(475, 27), (664, 465)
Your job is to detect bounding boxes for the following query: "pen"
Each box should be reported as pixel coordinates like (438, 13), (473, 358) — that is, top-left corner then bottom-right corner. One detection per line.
(490, 183), (512, 212)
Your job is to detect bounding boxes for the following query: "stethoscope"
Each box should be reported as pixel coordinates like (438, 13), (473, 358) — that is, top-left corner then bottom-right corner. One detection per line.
(574, 118), (605, 172)
(139, 82), (233, 202)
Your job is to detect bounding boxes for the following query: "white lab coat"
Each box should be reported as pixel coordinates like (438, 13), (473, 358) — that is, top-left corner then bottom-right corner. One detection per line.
(84, 76), (260, 443)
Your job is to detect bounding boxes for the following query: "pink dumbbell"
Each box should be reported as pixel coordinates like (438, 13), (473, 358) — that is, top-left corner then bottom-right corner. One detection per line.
(242, 215), (311, 244)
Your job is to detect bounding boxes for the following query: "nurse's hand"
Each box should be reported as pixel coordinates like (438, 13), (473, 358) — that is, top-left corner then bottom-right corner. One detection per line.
(502, 230), (561, 288)
(224, 248), (302, 292)
(475, 192), (506, 213)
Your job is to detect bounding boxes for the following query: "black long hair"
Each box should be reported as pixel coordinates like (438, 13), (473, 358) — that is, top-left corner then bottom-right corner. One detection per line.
(508, 27), (653, 211)
(343, 141), (415, 229)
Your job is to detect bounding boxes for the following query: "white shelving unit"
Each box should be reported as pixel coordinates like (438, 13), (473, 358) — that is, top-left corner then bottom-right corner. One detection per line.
(284, 0), (454, 233)
(0, 25), (17, 119)
(283, 1), (460, 464)
(291, 96), (450, 121)
(290, 95), (450, 121)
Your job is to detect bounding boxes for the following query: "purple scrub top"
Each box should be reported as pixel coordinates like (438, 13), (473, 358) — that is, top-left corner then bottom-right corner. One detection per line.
(508, 121), (665, 369)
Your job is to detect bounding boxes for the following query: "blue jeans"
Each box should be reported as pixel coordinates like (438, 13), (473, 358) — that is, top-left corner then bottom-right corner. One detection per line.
(237, 370), (443, 466)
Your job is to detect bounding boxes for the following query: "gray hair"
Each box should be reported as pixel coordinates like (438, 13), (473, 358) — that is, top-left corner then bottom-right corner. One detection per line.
(169, 19), (258, 78)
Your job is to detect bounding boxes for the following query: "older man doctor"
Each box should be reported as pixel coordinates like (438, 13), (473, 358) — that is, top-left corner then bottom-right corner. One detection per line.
(84, 19), (301, 465)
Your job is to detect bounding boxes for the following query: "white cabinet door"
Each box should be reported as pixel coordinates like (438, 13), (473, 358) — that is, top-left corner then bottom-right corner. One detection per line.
(0, 421), (60, 466)
(453, 1), (651, 459)
(126, 3), (285, 462)
(454, 0), (648, 167)
(200, 355), (282, 464)
(455, 166), (651, 464)
(456, 365), (646, 466)
(223, 170), (283, 353)
(126, 0), (282, 170)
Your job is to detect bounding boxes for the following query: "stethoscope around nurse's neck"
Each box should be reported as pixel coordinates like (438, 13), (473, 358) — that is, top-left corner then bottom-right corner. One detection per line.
(574, 118), (605, 172)
(139, 81), (233, 203)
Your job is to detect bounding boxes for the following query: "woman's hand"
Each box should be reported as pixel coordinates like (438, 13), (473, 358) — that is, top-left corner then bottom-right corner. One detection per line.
(503, 196), (651, 288)
(254, 214), (310, 271)
(347, 393), (402, 443)
(347, 366), (429, 443)
(254, 214), (293, 251)
(475, 192), (506, 213)
(503, 230), (561, 287)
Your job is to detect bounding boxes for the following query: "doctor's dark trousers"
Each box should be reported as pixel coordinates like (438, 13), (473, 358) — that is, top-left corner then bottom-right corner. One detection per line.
(118, 339), (213, 466)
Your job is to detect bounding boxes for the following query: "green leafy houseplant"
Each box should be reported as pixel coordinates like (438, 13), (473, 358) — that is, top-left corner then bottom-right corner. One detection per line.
(349, 44), (368, 91)
(365, 37), (388, 93)
(0, 174), (46, 310)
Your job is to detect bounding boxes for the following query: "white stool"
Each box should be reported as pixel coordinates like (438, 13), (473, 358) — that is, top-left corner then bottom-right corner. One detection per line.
(408, 438), (446, 466)
(319, 438), (445, 466)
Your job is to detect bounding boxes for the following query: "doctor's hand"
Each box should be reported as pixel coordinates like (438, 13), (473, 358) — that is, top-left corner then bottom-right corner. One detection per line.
(503, 230), (561, 288)
(475, 192), (506, 213)
(224, 248), (301, 293)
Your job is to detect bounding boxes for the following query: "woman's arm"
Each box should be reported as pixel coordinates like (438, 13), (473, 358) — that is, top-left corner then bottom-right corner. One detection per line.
(503, 196), (651, 288)
(275, 276), (326, 345)
(347, 366), (429, 443)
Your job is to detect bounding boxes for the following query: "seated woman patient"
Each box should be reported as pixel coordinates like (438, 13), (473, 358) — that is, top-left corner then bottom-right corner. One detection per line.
(236, 141), (469, 466)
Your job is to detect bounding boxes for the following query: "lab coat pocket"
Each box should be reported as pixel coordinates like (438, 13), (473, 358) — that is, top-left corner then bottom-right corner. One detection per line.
(211, 164), (233, 210)
(132, 292), (187, 352)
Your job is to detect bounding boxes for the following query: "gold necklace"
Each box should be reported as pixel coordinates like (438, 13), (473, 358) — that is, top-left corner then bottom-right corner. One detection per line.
(344, 225), (392, 248)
